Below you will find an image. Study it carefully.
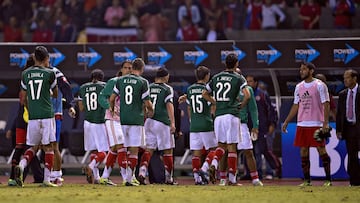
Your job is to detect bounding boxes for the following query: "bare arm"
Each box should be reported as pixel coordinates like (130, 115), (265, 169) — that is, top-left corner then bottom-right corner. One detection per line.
(202, 90), (216, 105)
(109, 93), (117, 115)
(52, 86), (58, 98)
(166, 102), (176, 134)
(187, 105), (191, 122)
(282, 104), (299, 133)
(77, 100), (84, 112)
(144, 100), (154, 118)
(239, 87), (250, 109)
(322, 101), (330, 132)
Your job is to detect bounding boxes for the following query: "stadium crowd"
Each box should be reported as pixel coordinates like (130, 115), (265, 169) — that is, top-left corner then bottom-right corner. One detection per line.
(0, 0), (359, 42)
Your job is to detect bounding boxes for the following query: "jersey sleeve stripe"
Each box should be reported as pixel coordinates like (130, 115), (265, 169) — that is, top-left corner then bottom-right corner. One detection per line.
(21, 81), (27, 90)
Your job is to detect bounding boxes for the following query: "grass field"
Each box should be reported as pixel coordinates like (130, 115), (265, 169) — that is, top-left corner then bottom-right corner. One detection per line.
(1, 182), (359, 203)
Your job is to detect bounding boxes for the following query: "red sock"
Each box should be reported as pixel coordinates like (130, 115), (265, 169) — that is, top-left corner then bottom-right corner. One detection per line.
(117, 148), (127, 168)
(214, 147), (225, 162)
(205, 151), (215, 165)
(250, 171), (259, 180)
(192, 156), (201, 172)
(23, 148), (35, 163)
(95, 151), (106, 163)
(140, 151), (151, 167)
(105, 150), (117, 168)
(227, 152), (237, 175)
(44, 151), (54, 171)
(163, 154), (173, 174)
(90, 152), (97, 162)
(128, 154), (138, 170)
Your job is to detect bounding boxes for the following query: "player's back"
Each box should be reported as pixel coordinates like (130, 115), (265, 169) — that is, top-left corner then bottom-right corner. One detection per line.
(79, 81), (106, 123)
(149, 82), (173, 126)
(115, 74), (150, 125)
(207, 71), (247, 117)
(21, 66), (56, 119)
(187, 83), (213, 132)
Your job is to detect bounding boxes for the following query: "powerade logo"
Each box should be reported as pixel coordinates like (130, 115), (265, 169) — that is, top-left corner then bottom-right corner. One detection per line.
(256, 45), (282, 65)
(113, 47), (137, 65)
(9, 48), (30, 68)
(294, 44), (320, 63)
(333, 44), (359, 64)
(184, 46), (208, 66)
(147, 46), (172, 65)
(0, 84), (8, 96)
(220, 45), (246, 63)
(49, 48), (66, 66)
(77, 47), (102, 68)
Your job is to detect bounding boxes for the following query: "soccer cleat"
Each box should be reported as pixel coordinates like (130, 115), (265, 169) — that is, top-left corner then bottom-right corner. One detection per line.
(52, 177), (64, 186)
(42, 181), (59, 187)
(323, 180), (332, 187)
(208, 165), (216, 184)
(137, 175), (147, 185)
(252, 179), (264, 186)
(299, 181), (312, 187)
(165, 180), (179, 185)
(14, 165), (24, 187)
(100, 178), (117, 186)
(195, 181), (206, 185)
(131, 177), (140, 186)
(218, 179), (227, 186)
(83, 166), (94, 184)
(198, 170), (209, 185)
(122, 181), (138, 186)
(228, 181), (243, 186)
(8, 179), (18, 186)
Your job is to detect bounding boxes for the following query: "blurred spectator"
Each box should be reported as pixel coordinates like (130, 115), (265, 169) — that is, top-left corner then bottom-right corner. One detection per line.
(104, 0), (125, 27)
(0, 0), (23, 27)
(206, 17), (217, 41)
(177, 0), (203, 28)
(332, 0), (355, 29)
(84, 0), (97, 13)
(3, 16), (23, 42)
(54, 11), (76, 42)
(298, 0), (321, 29)
(32, 18), (53, 42)
(224, 0), (247, 31)
(202, 0), (225, 36)
(86, 0), (107, 27)
(64, 0), (85, 32)
(261, 0), (286, 29)
(246, 0), (263, 30)
(176, 15), (199, 41)
(26, 1), (42, 31)
(139, 0), (169, 41)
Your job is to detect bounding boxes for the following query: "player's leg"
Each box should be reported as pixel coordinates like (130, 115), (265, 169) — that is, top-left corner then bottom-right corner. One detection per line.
(8, 128), (26, 186)
(51, 116), (62, 185)
(40, 117), (57, 187)
(316, 146), (332, 186)
(83, 121), (98, 184)
(190, 132), (206, 185)
(91, 123), (108, 184)
(218, 150), (228, 186)
(226, 115), (241, 185)
(138, 119), (156, 184)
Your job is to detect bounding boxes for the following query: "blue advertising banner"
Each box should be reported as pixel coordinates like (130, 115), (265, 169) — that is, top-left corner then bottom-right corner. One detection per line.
(282, 122), (349, 179)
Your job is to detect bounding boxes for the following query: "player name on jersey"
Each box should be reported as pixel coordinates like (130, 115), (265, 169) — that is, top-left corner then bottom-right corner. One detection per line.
(27, 72), (44, 78)
(217, 76), (233, 81)
(189, 88), (202, 94)
(124, 79), (137, 84)
(85, 86), (97, 92)
(151, 88), (161, 93)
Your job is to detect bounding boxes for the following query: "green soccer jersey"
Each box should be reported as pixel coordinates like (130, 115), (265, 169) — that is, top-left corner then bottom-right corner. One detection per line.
(21, 66), (57, 120)
(79, 81), (106, 123)
(149, 83), (173, 126)
(206, 70), (247, 118)
(239, 86), (259, 129)
(186, 83), (213, 132)
(113, 74), (150, 126)
(99, 77), (117, 109)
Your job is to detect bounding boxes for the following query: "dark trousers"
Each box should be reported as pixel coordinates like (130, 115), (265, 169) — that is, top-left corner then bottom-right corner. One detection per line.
(344, 125), (360, 185)
(254, 136), (281, 178)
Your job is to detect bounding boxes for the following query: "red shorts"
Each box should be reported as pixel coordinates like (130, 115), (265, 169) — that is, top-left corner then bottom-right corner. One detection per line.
(294, 126), (325, 147)
(16, 128), (26, 145)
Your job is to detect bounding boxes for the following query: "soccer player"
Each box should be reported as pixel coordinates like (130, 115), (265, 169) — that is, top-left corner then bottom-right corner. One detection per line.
(78, 69), (107, 184)
(202, 53), (250, 185)
(15, 46), (58, 187)
(184, 66), (217, 185)
(282, 62), (332, 186)
(110, 58), (153, 186)
(48, 65), (76, 185)
(138, 67), (176, 185)
(98, 60), (132, 186)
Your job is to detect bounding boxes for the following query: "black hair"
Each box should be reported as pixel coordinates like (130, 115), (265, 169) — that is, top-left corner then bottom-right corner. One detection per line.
(34, 46), (49, 62)
(156, 67), (169, 78)
(91, 69), (104, 81)
(25, 53), (35, 69)
(301, 62), (315, 70)
(225, 53), (238, 69)
(132, 58), (145, 71)
(195, 66), (210, 81)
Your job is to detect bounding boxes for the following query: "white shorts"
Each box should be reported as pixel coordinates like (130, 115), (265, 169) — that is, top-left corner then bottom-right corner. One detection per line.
(214, 114), (241, 144)
(84, 120), (108, 152)
(237, 123), (253, 150)
(27, 117), (56, 146)
(122, 125), (145, 148)
(144, 118), (175, 150)
(190, 131), (217, 150)
(105, 120), (124, 147)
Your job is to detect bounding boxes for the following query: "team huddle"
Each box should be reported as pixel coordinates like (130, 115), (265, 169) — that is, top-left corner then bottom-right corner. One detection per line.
(14, 45), (355, 187)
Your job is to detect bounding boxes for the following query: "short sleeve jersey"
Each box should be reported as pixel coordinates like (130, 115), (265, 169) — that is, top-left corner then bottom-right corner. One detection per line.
(113, 74), (150, 126)
(79, 81), (106, 123)
(21, 66), (57, 120)
(149, 83), (173, 126)
(99, 77), (117, 109)
(50, 66), (64, 115)
(186, 83), (213, 132)
(206, 71), (247, 118)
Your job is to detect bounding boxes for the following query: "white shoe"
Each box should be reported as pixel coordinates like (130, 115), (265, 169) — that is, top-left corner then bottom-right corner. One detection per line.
(219, 179), (227, 186)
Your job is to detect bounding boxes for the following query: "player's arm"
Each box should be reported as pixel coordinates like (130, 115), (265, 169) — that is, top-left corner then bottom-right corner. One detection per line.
(178, 94), (187, 104)
(282, 104), (298, 133)
(109, 93), (117, 115)
(239, 86), (250, 109)
(166, 102), (176, 134)
(144, 99), (154, 118)
(247, 87), (259, 131)
(202, 90), (215, 105)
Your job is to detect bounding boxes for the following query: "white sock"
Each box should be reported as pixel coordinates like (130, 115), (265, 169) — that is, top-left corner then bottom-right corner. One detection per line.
(44, 167), (51, 182)
(93, 167), (100, 180)
(101, 166), (112, 179)
(19, 159), (27, 169)
(126, 167), (133, 182)
(193, 172), (200, 182)
(229, 173), (236, 183)
(211, 159), (218, 169)
(201, 162), (209, 172)
(120, 167), (127, 181)
(88, 159), (96, 170)
(139, 165), (147, 177)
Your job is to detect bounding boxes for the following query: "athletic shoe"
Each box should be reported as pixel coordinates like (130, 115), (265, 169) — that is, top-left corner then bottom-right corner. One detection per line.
(42, 181), (59, 187)
(83, 166), (94, 184)
(252, 179), (264, 186)
(100, 178), (117, 186)
(208, 165), (216, 184)
(265, 175), (273, 180)
(131, 176), (140, 186)
(323, 180), (332, 187)
(195, 181), (206, 185)
(299, 181), (312, 186)
(165, 180), (179, 185)
(228, 181), (243, 186)
(8, 179), (18, 186)
(137, 175), (147, 185)
(52, 177), (64, 186)
(122, 181), (138, 186)
(14, 165), (24, 187)
(198, 170), (209, 185)
(218, 179), (227, 186)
